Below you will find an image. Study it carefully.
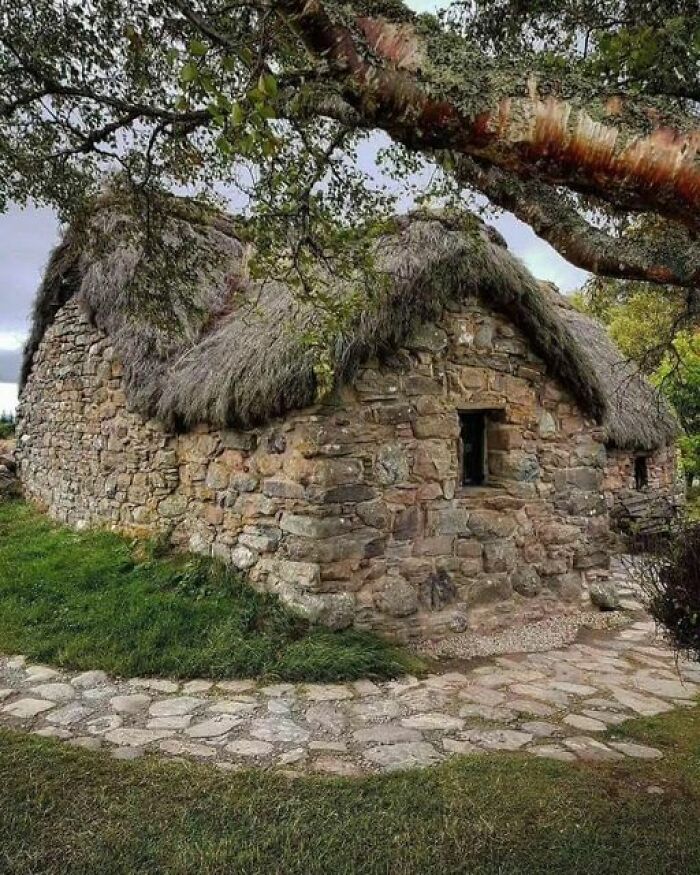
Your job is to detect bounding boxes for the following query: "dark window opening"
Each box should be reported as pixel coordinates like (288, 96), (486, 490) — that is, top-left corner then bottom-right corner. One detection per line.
(634, 455), (649, 490)
(459, 411), (487, 487)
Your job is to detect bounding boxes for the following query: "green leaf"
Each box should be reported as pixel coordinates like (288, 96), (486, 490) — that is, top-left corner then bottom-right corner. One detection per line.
(216, 134), (233, 156)
(180, 62), (198, 84)
(230, 103), (246, 126)
(260, 73), (278, 98)
(188, 39), (208, 57)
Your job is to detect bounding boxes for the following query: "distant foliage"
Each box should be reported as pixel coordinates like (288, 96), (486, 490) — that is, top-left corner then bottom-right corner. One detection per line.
(654, 334), (700, 489)
(574, 280), (699, 489)
(640, 521), (700, 662)
(0, 413), (15, 440)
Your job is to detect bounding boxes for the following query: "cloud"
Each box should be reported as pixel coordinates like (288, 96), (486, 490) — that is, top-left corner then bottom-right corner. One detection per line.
(0, 205), (59, 343)
(0, 350), (21, 383)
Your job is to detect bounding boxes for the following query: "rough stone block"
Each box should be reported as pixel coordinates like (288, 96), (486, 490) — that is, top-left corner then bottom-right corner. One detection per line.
(374, 444), (410, 485)
(483, 540), (517, 573)
(374, 576), (418, 617)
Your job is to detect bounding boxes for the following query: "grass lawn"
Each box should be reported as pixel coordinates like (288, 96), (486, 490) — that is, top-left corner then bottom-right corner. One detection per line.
(0, 501), (421, 681)
(2, 707), (700, 874)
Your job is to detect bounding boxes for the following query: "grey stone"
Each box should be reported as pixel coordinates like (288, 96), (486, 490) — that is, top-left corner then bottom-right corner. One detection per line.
(72, 670), (110, 688)
(539, 411), (557, 436)
(458, 704), (516, 722)
(110, 694), (151, 714)
(208, 700), (259, 716)
(231, 545), (257, 570)
(546, 573), (583, 602)
(461, 729), (533, 751)
(563, 736), (624, 761)
(303, 684), (353, 702)
(353, 724), (421, 745)
(105, 728), (175, 747)
(28, 683), (76, 701)
(158, 494), (188, 518)
(225, 739), (274, 758)
(519, 721), (561, 738)
(45, 703), (94, 726)
(483, 541), (517, 573)
(86, 715), (123, 734)
(317, 594), (355, 631)
(24, 666), (60, 683)
(160, 739), (218, 758)
(182, 680), (214, 694)
(3, 698), (56, 718)
(33, 726), (72, 740)
(82, 685), (119, 701)
(349, 699), (402, 723)
(147, 716), (193, 730)
(129, 678), (179, 693)
(374, 575), (418, 618)
(459, 686), (507, 706)
(590, 582), (621, 611)
(148, 697), (205, 718)
(511, 568), (543, 598)
(608, 741), (663, 760)
(217, 680), (257, 694)
(374, 444), (410, 485)
(563, 714), (607, 732)
(311, 756), (363, 777)
(633, 676), (696, 700)
(401, 713), (463, 731)
(186, 716), (243, 739)
(607, 687), (674, 716)
(529, 745), (576, 762)
(406, 323), (448, 354)
(364, 741), (442, 771)
(250, 717), (310, 744)
(581, 709), (628, 726)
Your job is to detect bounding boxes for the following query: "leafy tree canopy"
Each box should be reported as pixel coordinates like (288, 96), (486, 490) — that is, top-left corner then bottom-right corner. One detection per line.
(1, 0), (699, 320)
(575, 276), (700, 484)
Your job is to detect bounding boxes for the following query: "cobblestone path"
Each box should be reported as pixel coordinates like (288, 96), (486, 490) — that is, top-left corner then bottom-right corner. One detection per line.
(1, 561), (698, 775)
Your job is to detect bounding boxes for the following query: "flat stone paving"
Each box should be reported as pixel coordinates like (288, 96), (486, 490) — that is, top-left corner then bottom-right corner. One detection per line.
(1, 559), (698, 776)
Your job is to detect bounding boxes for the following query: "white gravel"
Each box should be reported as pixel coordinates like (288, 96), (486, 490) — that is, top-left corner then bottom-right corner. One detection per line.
(417, 610), (631, 660)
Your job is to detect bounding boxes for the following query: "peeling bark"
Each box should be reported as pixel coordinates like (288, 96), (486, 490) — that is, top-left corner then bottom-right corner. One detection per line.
(279, 0), (700, 229)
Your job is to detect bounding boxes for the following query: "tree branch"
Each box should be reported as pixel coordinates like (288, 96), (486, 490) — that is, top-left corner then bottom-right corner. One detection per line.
(453, 156), (700, 291)
(276, 0), (700, 230)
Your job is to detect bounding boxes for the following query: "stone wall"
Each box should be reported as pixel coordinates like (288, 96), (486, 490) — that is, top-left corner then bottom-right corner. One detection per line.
(18, 296), (616, 640)
(603, 447), (680, 536)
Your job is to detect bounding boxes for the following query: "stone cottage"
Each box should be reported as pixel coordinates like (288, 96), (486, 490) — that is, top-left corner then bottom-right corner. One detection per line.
(16, 203), (678, 640)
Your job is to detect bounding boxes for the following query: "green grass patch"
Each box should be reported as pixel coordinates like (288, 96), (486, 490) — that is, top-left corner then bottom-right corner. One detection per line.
(0, 501), (422, 681)
(687, 486), (700, 521)
(2, 707), (700, 874)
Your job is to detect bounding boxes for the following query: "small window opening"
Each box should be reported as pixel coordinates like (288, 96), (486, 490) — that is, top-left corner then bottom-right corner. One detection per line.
(634, 455), (649, 491)
(459, 411), (487, 487)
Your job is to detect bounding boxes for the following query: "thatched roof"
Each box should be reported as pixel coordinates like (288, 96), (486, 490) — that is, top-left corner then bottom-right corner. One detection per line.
(21, 204), (677, 451)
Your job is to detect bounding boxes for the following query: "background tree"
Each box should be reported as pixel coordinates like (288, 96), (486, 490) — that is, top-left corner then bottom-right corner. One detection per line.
(575, 277), (700, 488)
(655, 334), (700, 490)
(1, 0), (699, 324)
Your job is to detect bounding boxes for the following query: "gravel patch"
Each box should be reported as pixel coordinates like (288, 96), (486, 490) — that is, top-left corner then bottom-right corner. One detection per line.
(417, 610), (631, 661)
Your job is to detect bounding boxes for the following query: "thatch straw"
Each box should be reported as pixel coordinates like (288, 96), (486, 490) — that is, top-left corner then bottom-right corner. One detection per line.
(21, 205), (677, 450)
